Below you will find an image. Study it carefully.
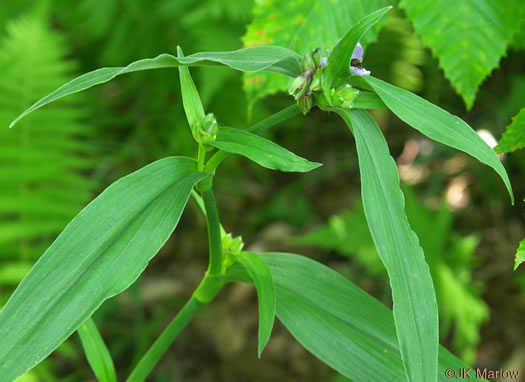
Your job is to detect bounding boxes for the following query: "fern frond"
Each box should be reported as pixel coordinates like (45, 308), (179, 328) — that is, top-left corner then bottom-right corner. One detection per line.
(0, 16), (95, 264)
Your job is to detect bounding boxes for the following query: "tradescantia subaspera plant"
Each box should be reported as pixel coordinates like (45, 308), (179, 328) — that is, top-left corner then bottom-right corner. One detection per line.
(0, 7), (514, 382)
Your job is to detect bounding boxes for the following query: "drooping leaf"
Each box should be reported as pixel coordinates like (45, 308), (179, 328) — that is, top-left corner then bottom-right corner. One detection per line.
(338, 109), (438, 382)
(0, 157), (207, 380)
(292, 187), (488, 364)
(242, 0), (393, 102)
(78, 318), (117, 382)
(177, 46), (206, 130)
(256, 252), (480, 382)
(321, 6), (391, 100)
(233, 252), (276, 357)
(514, 239), (525, 271)
(208, 126), (321, 172)
(496, 107), (525, 153)
(9, 46), (301, 128)
(362, 76), (514, 203)
(400, 0), (525, 109)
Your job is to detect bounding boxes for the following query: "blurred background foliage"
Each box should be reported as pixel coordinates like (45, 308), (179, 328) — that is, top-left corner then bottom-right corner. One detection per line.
(1, 1), (524, 381)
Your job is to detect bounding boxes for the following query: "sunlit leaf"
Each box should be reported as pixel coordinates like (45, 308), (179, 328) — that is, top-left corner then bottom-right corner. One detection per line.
(362, 76), (514, 203)
(257, 252), (480, 381)
(514, 239), (525, 271)
(400, 0), (525, 109)
(496, 107), (525, 153)
(208, 127), (321, 172)
(338, 109), (438, 382)
(0, 157), (207, 380)
(9, 47), (301, 128)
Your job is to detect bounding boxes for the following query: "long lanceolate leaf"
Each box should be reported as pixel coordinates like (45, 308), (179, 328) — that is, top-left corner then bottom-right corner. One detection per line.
(0, 157), (207, 381)
(363, 76), (514, 203)
(321, 6), (391, 101)
(78, 318), (117, 382)
(209, 127), (321, 173)
(338, 109), (438, 382)
(257, 252), (482, 382)
(9, 46), (302, 128)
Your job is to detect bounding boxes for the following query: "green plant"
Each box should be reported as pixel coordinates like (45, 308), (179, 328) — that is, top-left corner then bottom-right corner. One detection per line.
(0, 16), (94, 305)
(0, 6), (517, 382)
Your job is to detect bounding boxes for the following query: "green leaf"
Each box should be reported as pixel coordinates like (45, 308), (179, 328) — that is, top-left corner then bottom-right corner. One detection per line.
(78, 318), (117, 382)
(321, 7), (391, 100)
(338, 109), (438, 382)
(232, 252), (276, 357)
(242, 0), (393, 102)
(9, 47), (301, 128)
(363, 76), (514, 203)
(496, 107), (525, 153)
(0, 157), (207, 380)
(514, 239), (525, 271)
(400, 0), (525, 109)
(208, 126), (321, 172)
(257, 252), (480, 382)
(177, 47), (206, 130)
(352, 92), (386, 109)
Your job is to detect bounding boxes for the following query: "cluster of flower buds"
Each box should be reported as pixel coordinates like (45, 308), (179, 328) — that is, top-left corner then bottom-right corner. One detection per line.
(193, 112), (218, 148)
(288, 47), (324, 115)
(221, 231), (244, 254)
(329, 84), (359, 109)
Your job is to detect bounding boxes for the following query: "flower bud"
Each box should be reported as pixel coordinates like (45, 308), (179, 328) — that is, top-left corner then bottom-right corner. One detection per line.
(288, 75), (308, 99)
(309, 70), (321, 92)
(302, 51), (315, 72)
(330, 84), (359, 109)
(297, 93), (313, 115)
(193, 112), (218, 146)
(221, 232), (244, 254)
(312, 47), (321, 67)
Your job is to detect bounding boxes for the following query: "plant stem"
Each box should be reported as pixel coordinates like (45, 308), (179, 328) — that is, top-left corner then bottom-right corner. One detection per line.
(205, 103), (299, 172)
(126, 188), (223, 381)
(126, 296), (204, 382)
(202, 188), (222, 275)
(197, 144), (206, 172)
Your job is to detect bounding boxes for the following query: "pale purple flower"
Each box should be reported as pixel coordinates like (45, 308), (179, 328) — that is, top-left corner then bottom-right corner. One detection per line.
(351, 42), (364, 60)
(350, 42), (371, 76)
(350, 66), (371, 76)
(320, 57), (328, 67)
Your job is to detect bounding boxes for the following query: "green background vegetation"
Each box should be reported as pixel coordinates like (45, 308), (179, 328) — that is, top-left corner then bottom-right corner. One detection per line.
(1, 0), (524, 380)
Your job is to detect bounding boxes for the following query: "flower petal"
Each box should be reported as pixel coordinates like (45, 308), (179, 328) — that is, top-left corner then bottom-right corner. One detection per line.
(320, 57), (328, 67)
(351, 42), (364, 60)
(350, 66), (371, 76)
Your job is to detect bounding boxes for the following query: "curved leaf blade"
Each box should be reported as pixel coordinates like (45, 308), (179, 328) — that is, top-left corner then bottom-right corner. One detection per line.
(257, 252), (480, 382)
(78, 318), (117, 382)
(9, 47), (301, 128)
(364, 76), (513, 203)
(338, 109), (438, 382)
(233, 252), (276, 357)
(321, 7), (391, 100)
(0, 157), (207, 380)
(209, 127), (321, 173)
